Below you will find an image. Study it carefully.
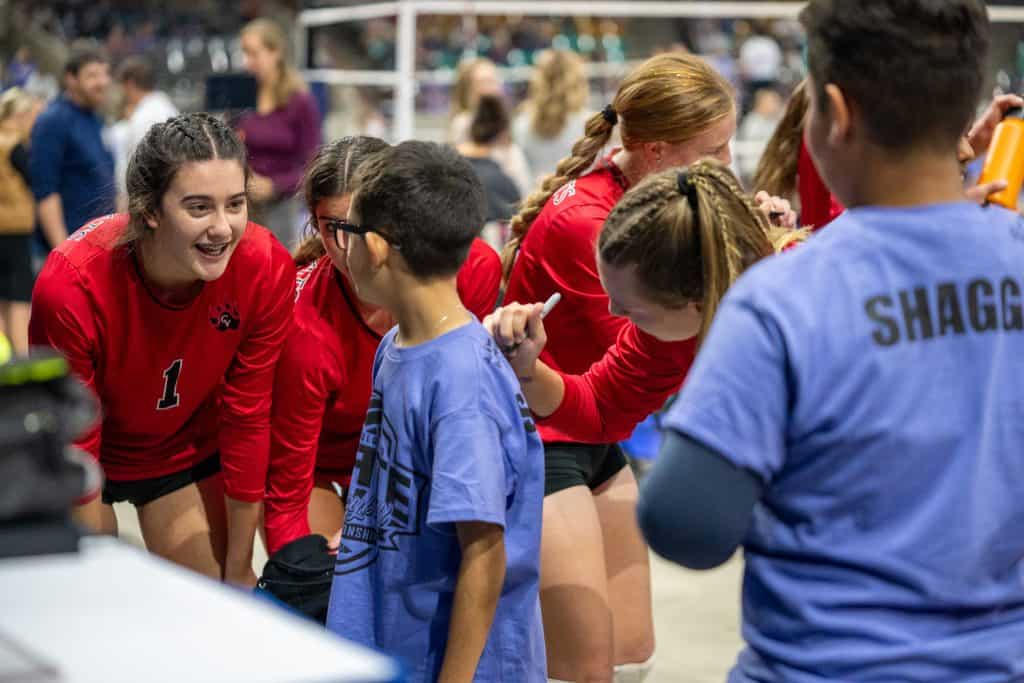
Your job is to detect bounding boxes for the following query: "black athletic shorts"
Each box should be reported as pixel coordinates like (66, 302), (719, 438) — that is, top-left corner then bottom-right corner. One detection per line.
(102, 452), (221, 507)
(0, 234), (35, 303)
(544, 442), (628, 497)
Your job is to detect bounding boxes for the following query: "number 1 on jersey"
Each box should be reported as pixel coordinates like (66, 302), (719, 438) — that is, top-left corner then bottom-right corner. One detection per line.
(158, 359), (183, 410)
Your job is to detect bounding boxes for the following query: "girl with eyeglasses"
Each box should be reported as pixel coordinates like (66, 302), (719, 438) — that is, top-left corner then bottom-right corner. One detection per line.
(263, 137), (503, 556)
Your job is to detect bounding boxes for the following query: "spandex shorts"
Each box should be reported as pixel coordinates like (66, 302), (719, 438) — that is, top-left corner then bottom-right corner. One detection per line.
(102, 452), (221, 507)
(544, 442), (628, 497)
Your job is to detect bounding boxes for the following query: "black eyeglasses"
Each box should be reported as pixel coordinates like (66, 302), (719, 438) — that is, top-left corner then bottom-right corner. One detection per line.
(323, 219), (400, 250)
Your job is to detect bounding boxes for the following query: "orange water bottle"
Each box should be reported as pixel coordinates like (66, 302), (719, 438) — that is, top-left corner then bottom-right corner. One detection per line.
(978, 106), (1024, 210)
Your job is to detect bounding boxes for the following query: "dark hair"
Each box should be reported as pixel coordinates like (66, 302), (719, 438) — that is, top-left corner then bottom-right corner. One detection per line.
(64, 40), (108, 77)
(116, 57), (156, 91)
(800, 0), (988, 152)
(294, 136), (390, 266)
(469, 95), (510, 146)
(123, 112), (249, 243)
(350, 141), (485, 279)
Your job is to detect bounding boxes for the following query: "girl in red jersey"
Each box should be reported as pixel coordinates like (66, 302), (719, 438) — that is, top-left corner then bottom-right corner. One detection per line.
(497, 51), (774, 683)
(29, 113), (295, 586)
(489, 162), (802, 451)
(263, 136), (502, 556)
(495, 50), (782, 679)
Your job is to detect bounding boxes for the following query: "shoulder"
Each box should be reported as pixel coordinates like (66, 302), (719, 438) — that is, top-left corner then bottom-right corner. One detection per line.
(59, 214), (128, 267)
(280, 304), (340, 373)
(464, 238), (500, 274)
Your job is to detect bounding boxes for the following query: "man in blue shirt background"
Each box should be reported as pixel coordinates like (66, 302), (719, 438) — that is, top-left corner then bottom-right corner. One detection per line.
(639, 1), (1024, 681)
(30, 41), (114, 253)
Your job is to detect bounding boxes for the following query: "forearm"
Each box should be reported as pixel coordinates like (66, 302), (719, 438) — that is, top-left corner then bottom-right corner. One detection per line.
(223, 496), (261, 585)
(518, 359), (565, 419)
(37, 195), (68, 248)
(438, 534), (506, 683)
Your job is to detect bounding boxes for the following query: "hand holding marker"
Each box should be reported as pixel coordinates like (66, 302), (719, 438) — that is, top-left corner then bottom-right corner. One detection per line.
(501, 292), (561, 354)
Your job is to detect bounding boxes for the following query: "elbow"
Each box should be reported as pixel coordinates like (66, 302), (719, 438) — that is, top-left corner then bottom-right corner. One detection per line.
(637, 494), (740, 571)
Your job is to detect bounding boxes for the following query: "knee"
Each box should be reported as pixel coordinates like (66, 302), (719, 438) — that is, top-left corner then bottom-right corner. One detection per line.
(617, 634), (655, 668)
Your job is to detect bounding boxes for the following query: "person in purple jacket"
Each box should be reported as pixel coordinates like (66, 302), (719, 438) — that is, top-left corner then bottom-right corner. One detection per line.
(238, 18), (321, 249)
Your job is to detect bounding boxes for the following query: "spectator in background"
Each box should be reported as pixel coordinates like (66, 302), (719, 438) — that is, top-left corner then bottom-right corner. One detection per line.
(448, 57), (531, 195)
(513, 49), (591, 188)
(0, 87), (41, 357)
(4, 47), (36, 90)
(736, 87), (783, 184)
(112, 57), (178, 211)
(458, 95), (521, 225)
(30, 42), (114, 253)
(738, 27), (782, 113)
(238, 18), (321, 249)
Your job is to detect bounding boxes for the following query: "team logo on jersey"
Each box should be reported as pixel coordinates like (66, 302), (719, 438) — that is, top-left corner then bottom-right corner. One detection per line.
(552, 180), (577, 206)
(209, 303), (240, 331)
(294, 261), (318, 302)
(334, 391), (428, 576)
(68, 214), (115, 242)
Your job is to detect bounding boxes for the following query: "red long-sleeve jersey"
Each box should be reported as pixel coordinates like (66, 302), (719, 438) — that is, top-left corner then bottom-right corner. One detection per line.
(264, 239), (501, 553)
(539, 324), (697, 444)
(798, 138), (844, 231)
(29, 213), (295, 502)
(503, 154), (629, 444)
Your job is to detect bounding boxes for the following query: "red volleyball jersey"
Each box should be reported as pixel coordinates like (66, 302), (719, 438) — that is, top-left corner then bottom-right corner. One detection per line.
(798, 138), (844, 231)
(503, 154), (629, 443)
(540, 324), (697, 444)
(264, 239), (501, 553)
(29, 213), (295, 502)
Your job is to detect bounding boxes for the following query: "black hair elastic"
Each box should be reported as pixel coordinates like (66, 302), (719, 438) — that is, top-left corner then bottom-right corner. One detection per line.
(677, 171), (700, 210)
(601, 105), (618, 125)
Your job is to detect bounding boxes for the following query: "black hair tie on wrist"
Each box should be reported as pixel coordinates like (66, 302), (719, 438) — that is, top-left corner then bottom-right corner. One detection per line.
(601, 105), (618, 125)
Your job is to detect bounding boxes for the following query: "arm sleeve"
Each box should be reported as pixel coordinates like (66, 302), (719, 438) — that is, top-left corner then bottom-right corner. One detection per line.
(218, 241), (296, 502)
(427, 411), (508, 531)
(539, 324), (697, 443)
(456, 240), (501, 320)
(267, 93), (322, 197)
(542, 205), (628, 351)
(264, 324), (338, 555)
(29, 113), (67, 200)
(28, 254), (102, 459)
(637, 429), (762, 570)
(660, 291), (792, 483)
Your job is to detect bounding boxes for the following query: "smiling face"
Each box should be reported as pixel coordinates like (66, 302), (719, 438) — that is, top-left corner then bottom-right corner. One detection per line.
(144, 159), (248, 285)
(598, 256), (702, 342)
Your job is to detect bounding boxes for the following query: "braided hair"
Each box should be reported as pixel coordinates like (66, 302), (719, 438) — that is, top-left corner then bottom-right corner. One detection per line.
(598, 160), (803, 342)
(501, 52), (734, 284)
(123, 112), (249, 243)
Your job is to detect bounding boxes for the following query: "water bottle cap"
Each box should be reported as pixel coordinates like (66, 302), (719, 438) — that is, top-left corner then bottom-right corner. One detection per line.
(1003, 106), (1024, 120)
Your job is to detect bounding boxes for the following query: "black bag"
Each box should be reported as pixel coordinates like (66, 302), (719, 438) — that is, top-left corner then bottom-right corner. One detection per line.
(257, 534), (334, 624)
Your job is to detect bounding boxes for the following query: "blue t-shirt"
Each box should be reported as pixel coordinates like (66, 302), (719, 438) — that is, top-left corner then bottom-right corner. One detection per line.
(29, 96), (115, 250)
(664, 202), (1024, 682)
(326, 322), (546, 682)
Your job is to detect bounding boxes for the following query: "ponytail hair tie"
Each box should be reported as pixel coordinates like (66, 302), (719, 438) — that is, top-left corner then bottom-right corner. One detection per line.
(677, 171), (699, 207)
(601, 105), (618, 125)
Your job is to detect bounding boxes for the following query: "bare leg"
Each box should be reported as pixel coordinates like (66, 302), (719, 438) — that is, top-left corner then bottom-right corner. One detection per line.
(136, 474), (228, 579)
(594, 466), (656, 666)
(308, 480), (346, 540)
(540, 485), (614, 683)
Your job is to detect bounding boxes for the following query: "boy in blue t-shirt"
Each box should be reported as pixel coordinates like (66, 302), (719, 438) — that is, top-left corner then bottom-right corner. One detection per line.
(638, 1), (1024, 681)
(325, 141), (546, 682)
